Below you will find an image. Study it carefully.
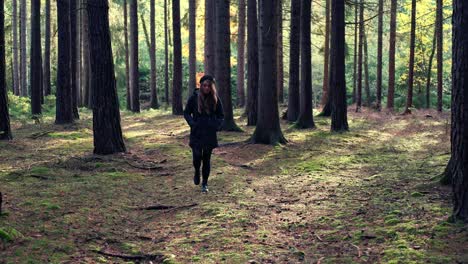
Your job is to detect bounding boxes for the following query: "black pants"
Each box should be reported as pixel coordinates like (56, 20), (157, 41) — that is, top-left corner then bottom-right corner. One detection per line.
(192, 147), (213, 184)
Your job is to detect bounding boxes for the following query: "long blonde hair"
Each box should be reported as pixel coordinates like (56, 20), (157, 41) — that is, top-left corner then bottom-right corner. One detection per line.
(198, 81), (218, 114)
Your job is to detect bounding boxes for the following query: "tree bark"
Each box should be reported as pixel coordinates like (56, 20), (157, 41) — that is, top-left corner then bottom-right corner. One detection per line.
(70, 0), (80, 119)
(130, 0), (140, 112)
(356, 0), (363, 112)
(387, 0), (397, 110)
(150, 0), (159, 109)
(436, 0), (443, 112)
(172, 0), (183, 115)
(82, 0), (92, 108)
(352, 1), (358, 104)
(12, 0), (19, 96)
(19, 0), (27, 97)
(330, 0), (348, 132)
(364, 29), (370, 107)
(321, 0), (330, 107)
(296, 0), (315, 129)
(216, 0), (240, 131)
(404, 0), (416, 115)
(376, 0), (383, 111)
(87, 0), (126, 155)
(287, 0), (301, 122)
(164, 0), (169, 104)
(56, 0), (73, 124)
(448, 0), (468, 222)
(246, 0), (259, 126)
(30, 0), (42, 116)
(189, 0), (197, 93)
(250, 0), (286, 144)
(0, 0), (12, 140)
(204, 0), (216, 75)
(236, 0), (246, 107)
(276, 0), (284, 104)
(123, 0), (131, 110)
(426, 27), (437, 109)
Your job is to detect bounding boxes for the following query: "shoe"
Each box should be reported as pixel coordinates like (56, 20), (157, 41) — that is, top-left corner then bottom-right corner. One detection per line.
(194, 170), (200, 185)
(202, 184), (209, 193)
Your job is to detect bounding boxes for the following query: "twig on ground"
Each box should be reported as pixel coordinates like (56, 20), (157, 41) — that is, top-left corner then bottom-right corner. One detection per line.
(93, 249), (165, 261)
(351, 243), (362, 258)
(137, 203), (198, 211)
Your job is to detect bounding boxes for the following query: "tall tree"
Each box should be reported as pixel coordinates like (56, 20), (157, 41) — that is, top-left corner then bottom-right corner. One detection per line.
(70, 0), (80, 119)
(287, 0), (301, 122)
(87, 0), (126, 155)
(43, 0), (51, 96)
(12, 0), (19, 96)
(216, 0), (240, 131)
(250, 0), (286, 144)
(404, 0), (416, 114)
(296, 0), (315, 128)
(82, 0), (92, 108)
(30, 0), (42, 115)
(330, 0), (348, 132)
(246, 0), (258, 126)
(236, 0), (246, 107)
(164, 0), (169, 104)
(123, 0), (131, 110)
(276, 0), (284, 104)
(150, 0), (159, 109)
(364, 29), (370, 106)
(56, 0), (73, 124)
(321, 0), (330, 107)
(19, 0), (27, 96)
(356, 0), (363, 112)
(446, 0), (468, 222)
(204, 0), (216, 75)
(129, 0), (140, 112)
(387, 0), (397, 110)
(189, 0), (197, 92)
(376, 0), (383, 111)
(0, 0), (12, 140)
(352, 1), (358, 104)
(426, 27), (437, 109)
(436, 0), (443, 112)
(172, 0), (183, 115)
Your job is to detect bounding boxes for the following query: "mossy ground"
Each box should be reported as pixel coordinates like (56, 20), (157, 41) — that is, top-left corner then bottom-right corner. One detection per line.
(0, 105), (467, 263)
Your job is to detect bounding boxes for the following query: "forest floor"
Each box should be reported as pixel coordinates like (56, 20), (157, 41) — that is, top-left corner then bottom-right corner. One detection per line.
(1, 102), (468, 263)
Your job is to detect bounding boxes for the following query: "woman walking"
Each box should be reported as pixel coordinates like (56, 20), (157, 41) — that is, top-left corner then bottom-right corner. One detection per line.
(184, 75), (224, 193)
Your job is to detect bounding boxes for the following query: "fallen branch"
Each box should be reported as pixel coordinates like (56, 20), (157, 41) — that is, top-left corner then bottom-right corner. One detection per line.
(93, 249), (164, 261)
(29, 174), (50, 180)
(28, 130), (53, 139)
(137, 203), (198, 211)
(351, 243), (362, 258)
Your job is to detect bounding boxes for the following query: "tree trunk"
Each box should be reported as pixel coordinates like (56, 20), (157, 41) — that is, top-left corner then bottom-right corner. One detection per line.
(0, 0), (12, 140)
(12, 0), (19, 96)
(250, 0), (286, 144)
(296, 0), (315, 129)
(356, 0), (363, 112)
(436, 0), (443, 112)
(364, 29), (370, 107)
(43, 0), (51, 97)
(189, 0), (197, 93)
(70, 0), (80, 119)
(276, 0), (284, 104)
(426, 27), (437, 109)
(321, 0), (330, 107)
(164, 0), (169, 104)
(30, 0), (41, 116)
(123, 0), (131, 110)
(352, 1), (358, 104)
(130, 0), (140, 112)
(204, 0), (216, 75)
(56, 0), (73, 124)
(387, 0), (397, 110)
(82, 0), (92, 108)
(404, 0), (416, 115)
(246, 0), (259, 126)
(287, 0), (301, 122)
(236, 0), (246, 107)
(448, 0), (468, 222)
(216, 0), (240, 131)
(19, 0), (27, 97)
(150, 0), (159, 109)
(376, 0), (383, 111)
(87, 0), (126, 155)
(172, 0), (183, 115)
(330, 0), (348, 132)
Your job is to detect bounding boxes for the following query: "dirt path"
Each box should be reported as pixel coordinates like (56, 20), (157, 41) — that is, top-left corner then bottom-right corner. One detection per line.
(1, 109), (467, 263)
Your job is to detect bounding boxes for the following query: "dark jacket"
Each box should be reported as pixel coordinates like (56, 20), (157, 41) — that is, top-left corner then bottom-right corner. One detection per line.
(184, 89), (224, 149)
